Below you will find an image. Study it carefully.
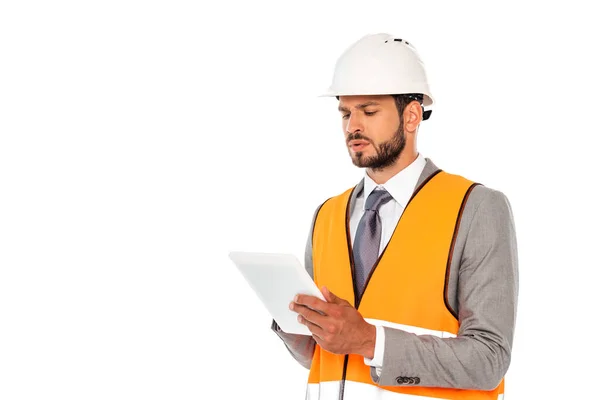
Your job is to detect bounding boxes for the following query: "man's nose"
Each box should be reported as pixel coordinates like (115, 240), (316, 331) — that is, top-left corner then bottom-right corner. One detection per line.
(346, 113), (364, 134)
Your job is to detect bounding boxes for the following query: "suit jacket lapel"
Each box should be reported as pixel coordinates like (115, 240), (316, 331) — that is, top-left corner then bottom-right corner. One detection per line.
(415, 158), (440, 189)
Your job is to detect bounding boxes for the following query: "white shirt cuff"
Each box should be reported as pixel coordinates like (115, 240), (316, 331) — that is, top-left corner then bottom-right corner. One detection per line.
(363, 324), (385, 375)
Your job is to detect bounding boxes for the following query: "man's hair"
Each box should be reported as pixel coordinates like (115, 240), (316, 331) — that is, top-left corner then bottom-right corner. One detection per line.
(392, 94), (423, 118)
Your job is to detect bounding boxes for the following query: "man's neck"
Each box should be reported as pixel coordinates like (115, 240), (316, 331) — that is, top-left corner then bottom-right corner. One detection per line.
(366, 151), (419, 185)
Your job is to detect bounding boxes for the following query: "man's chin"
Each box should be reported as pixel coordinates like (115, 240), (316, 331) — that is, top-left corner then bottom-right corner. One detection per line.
(350, 154), (370, 168)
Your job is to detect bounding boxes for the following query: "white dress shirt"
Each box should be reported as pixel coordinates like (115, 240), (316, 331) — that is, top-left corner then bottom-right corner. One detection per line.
(349, 153), (427, 375)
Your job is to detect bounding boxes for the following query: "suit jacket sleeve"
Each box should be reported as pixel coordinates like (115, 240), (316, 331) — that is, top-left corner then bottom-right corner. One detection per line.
(373, 188), (519, 390)
(270, 205), (320, 370)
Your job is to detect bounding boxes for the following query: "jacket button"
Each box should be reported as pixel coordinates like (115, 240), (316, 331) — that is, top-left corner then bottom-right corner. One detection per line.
(414, 377), (420, 384)
(395, 377), (404, 384)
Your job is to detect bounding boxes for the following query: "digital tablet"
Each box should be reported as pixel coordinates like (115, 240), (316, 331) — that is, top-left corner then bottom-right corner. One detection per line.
(228, 251), (326, 335)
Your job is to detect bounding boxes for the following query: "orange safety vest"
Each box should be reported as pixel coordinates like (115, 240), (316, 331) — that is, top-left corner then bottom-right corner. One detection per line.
(307, 171), (505, 400)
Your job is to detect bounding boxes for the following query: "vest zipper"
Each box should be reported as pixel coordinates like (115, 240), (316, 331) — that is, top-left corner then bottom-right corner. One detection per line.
(341, 191), (354, 400)
(338, 354), (349, 400)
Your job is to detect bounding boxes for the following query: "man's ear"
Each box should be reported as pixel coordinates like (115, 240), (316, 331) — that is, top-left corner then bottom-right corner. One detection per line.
(404, 101), (423, 132)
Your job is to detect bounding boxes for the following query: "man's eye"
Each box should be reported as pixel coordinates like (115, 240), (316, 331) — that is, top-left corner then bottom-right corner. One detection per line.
(342, 114), (350, 119)
(365, 111), (377, 116)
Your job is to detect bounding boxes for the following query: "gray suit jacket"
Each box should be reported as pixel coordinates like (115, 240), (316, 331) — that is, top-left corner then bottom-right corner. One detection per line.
(272, 158), (519, 391)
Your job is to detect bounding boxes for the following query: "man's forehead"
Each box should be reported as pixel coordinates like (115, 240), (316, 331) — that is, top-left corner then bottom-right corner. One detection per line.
(338, 95), (390, 111)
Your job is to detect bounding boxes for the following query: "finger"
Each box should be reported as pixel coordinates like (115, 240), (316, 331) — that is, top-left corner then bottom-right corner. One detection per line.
(294, 294), (333, 314)
(311, 331), (326, 345)
(321, 286), (336, 303)
(310, 329), (334, 349)
(321, 286), (348, 305)
(295, 304), (327, 328)
(298, 314), (325, 337)
(290, 301), (325, 316)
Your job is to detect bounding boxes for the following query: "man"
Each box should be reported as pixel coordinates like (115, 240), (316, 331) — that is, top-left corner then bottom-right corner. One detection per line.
(271, 33), (518, 400)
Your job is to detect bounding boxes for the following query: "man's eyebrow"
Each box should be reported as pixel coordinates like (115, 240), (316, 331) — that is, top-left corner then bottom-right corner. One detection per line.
(338, 101), (381, 112)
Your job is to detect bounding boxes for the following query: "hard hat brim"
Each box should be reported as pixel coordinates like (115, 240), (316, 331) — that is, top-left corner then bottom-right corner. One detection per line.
(319, 90), (434, 108)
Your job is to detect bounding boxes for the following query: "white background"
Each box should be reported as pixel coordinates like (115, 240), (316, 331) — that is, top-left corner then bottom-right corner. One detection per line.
(1, 1), (599, 399)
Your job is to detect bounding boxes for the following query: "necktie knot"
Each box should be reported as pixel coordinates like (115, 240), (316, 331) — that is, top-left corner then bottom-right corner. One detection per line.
(365, 189), (393, 212)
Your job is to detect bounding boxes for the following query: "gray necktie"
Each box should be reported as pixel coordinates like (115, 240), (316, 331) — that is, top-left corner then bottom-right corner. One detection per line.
(353, 189), (394, 297)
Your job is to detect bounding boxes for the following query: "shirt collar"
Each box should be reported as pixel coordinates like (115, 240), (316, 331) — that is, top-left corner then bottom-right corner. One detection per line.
(362, 153), (427, 210)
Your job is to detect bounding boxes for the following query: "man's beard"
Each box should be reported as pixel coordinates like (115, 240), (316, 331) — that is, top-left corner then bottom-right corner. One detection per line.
(347, 121), (406, 171)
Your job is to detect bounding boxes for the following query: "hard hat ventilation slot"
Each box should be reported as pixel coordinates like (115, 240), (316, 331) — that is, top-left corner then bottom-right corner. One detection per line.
(384, 38), (409, 45)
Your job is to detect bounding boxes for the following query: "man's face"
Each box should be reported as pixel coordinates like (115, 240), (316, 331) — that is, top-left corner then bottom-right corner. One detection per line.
(338, 95), (405, 170)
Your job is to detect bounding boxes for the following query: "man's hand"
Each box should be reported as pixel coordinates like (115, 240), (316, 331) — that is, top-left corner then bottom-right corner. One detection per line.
(290, 286), (376, 358)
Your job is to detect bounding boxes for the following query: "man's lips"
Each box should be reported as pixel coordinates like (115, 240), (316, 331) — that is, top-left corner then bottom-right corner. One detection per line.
(348, 139), (371, 151)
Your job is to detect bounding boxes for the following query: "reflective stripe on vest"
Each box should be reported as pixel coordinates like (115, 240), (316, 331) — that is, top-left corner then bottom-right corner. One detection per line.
(308, 171), (505, 400)
(306, 382), (506, 400)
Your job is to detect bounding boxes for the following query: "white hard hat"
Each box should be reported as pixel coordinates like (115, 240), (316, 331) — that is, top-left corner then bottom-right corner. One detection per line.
(322, 33), (434, 110)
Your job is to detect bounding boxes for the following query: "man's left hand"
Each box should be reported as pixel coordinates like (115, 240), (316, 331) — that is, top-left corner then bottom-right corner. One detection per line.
(290, 286), (376, 358)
